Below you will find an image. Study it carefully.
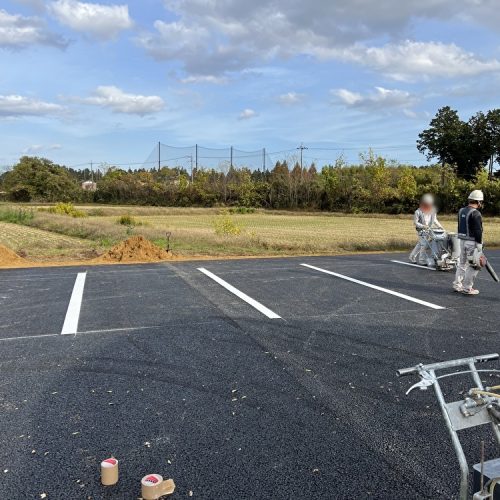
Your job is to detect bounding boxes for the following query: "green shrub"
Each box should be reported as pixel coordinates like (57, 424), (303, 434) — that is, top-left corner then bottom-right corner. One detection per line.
(213, 212), (242, 236)
(47, 202), (86, 218)
(0, 207), (34, 224)
(117, 214), (136, 226)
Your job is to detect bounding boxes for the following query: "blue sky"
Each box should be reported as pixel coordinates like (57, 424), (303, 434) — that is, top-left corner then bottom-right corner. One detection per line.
(1, 0), (500, 171)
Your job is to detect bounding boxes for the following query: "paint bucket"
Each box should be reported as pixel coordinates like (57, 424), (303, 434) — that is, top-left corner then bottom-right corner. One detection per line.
(101, 457), (119, 486)
(141, 474), (175, 499)
(449, 233), (461, 259)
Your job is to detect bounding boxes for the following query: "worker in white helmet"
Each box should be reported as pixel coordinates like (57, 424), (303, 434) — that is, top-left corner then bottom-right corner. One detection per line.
(409, 194), (444, 265)
(453, 190), (484, 295)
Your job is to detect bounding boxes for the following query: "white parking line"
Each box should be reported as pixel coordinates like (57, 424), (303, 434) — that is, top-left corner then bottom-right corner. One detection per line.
(198, 267), (281, 319)
(61, 272), (87, 335)
(391, 260), (437, 271)
(301, 263), (445, 310)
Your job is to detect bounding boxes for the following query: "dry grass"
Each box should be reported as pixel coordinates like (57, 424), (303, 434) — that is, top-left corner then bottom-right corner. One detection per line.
(0, 204), (499, 262)
(0, 222), (96, 260)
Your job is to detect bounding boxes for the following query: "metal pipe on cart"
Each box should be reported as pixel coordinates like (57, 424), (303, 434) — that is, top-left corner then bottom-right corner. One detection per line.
(430, 368), (470, 500)
(396, 354), (500, 377)
(398, 354), (500, 500)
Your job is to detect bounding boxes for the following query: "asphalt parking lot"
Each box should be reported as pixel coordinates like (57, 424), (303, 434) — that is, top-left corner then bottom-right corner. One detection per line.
(1, 251), (499, 499)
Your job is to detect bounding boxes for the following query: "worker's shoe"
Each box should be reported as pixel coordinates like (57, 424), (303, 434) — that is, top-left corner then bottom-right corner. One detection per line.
(452, 283), (463, 293)
(461, 288), (479, 296)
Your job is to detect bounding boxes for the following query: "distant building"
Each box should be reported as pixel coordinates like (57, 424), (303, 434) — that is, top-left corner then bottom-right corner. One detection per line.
(81, 180), (97, 191)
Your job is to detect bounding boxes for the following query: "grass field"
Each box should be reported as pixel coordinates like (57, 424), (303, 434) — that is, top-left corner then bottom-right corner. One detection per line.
(1, 204), (500, 262)
(0, 221), (95, 260)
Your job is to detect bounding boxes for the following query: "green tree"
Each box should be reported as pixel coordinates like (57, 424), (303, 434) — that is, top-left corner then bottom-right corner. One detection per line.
(3, 156), (81, 202)
(417, 107), (491, 180)
(486, 109), (500, 177)
(417, 106), (464, 182)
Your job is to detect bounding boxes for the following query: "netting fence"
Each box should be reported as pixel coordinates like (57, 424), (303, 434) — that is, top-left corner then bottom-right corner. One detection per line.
(140, 142), (428, 173)
(142, 143), (276, 172)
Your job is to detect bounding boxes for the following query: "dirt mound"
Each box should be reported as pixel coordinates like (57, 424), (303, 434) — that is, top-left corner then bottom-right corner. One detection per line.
(0, 244), (25, 267)
(96, 235), (172, 263)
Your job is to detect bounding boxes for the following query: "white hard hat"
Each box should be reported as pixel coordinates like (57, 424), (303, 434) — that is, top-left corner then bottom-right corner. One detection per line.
(421, 194), (434, 205)
(468, 190), (484, 202)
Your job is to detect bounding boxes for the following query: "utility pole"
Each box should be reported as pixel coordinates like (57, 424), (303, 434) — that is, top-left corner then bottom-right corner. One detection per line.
(263, 148), (266, 171)
(190, 155), (193, 183)
(158, 141), (161, 171)
(90, 161), (93, 182)
(195, 144), (198, 170)
(297, 143), (308, 171)
(230, 146), (233, 169)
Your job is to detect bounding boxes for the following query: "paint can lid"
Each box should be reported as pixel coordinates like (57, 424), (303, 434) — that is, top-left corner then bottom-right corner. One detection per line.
(101, 458), (118, 468)
(142, 474), (162, 486)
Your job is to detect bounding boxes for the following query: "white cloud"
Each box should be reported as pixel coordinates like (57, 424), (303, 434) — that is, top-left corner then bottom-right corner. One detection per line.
(0, 94), (64, 117)
(335, 41), (500, 81)
(180, 75), (228, 85)
(278, 92), (304, 105)
(49, 0), (133, 40)
(333, 86), (418, 112)
(0, 8), (67, 49)
(23, 143), (62, 154)
(137, 0), (500, 80)
(238, 108), (257, 120)
(75, 86), (165, 115)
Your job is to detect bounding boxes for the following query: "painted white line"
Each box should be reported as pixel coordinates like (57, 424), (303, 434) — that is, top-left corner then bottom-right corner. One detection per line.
(301, 263), (445, 310)
(0, 321), (220, 342)
(0, 333), (59, 342)
(197, 267), (281, 319)
(391, 260), (437, 271)
(80, 326), (160, 334)
(61, 272), (87, 335)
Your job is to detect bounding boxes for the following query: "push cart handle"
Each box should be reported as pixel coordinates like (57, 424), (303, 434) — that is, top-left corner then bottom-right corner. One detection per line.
(397, 353), (499, 377)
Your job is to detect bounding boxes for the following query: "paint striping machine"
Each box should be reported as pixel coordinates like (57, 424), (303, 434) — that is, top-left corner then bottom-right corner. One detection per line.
(415, 228), (500, 282)
(418, 228), (461, 271)
(398, 354), (500, 499)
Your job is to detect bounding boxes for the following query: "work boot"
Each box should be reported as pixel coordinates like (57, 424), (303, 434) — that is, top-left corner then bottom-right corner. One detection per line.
(461, 288), (479, 296)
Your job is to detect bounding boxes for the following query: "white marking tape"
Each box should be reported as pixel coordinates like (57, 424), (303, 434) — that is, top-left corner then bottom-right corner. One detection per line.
(391, 260), (437, 271)
(61, 272), (87, 335)
(301, 263), (445, 310)
(197, 267), (281, 319)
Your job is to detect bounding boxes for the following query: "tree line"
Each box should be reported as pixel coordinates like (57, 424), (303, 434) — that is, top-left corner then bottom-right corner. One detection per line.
(1, 106), (499, 215)
(1, 153), (499, 215)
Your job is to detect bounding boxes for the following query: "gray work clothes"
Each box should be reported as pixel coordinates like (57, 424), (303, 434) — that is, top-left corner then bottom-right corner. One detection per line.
(409, 209), (443, 265)
(453, 240), (479, 290)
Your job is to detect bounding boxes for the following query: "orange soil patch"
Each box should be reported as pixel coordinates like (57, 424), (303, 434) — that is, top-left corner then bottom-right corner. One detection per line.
(0, 244), (27, 267)
(94, 235), (175, 263)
